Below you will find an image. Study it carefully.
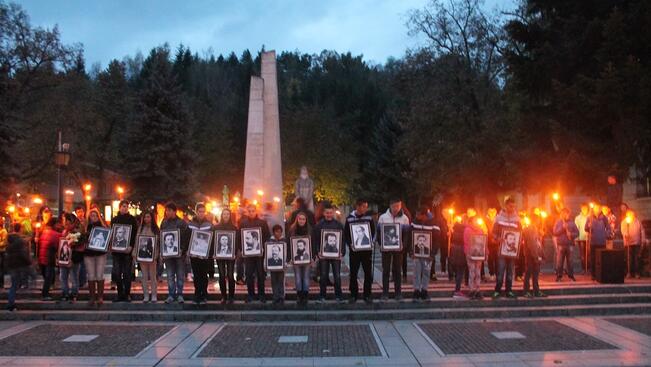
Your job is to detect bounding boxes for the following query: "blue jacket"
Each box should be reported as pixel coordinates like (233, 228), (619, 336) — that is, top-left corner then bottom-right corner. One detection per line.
(553, 219), (579, 247)
(585, 214), (609, 246)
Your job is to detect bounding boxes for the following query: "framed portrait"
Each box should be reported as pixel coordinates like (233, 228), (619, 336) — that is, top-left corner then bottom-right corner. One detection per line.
(241, 227), (263, 257)
(56, 239), (72, 267)
(265, 241), (286, 271)
(110, 224), (132, 253)
(411, 230), (432, 259)
(160, 229), (181, 259)
(499, 230), (521, 258)
(380, 223), (402, 252)
(469, 234), (487, 261)
(290, 236), (311, 265)
(319, 229), (342, 259)
(189, 230), (212, 259)
(350, 221), (373, 252)
(87, 226), (111, 252)
(214, 230), (236, 260)
(136, 235), (157, 263)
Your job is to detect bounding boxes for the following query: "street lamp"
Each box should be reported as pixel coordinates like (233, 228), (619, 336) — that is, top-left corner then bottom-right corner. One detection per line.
(54, 131), (71, 216)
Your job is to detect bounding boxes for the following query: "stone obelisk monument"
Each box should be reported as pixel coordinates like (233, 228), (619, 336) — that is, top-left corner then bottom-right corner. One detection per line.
(243, 51), (284, 229)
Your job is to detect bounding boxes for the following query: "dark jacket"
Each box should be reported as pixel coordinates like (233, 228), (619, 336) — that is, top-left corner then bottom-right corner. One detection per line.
(312, 218), (345, 259)
(160, 216), (190, 253)
(111, 212), (138, 254)
(449, 222), (467, 267)
(553, 219), (579, 247)
(188, 217), (214, 258)
(5, 234), (31, 270)
(585, 214), (609, 246)
(344, 210), (376, 253)
(410, 217), (442, 261)
(38, 226), (60, 266)
(523, 227), (544, 264)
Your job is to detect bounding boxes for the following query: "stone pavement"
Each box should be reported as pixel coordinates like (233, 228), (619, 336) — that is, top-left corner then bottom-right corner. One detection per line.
(0, 316), (650, 366)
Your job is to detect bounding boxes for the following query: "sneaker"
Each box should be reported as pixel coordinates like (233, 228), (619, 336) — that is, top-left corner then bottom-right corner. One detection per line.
(228, 298), (234, 304)
(177, 296), (184, 304)
(165, 296), (174, 304)
(556, 277), (562, 282)
(380, 294), (389, 302)
(151, 296), (157, 303)
(348, 298), (357, 304)
(395, 294), (404, 302)
(336, 298), (346, 304)
(491, 291), (501, 299)
(506, 291), (517, 299)
(316, 297), (325, 304)
(474, 292), (484, 300)
(535, 291), (547, 298)
(5, 305), (17, 311)
(364, 297), (373, 305)
(452, 291), (465, 299)
(569, 276), (577, 282)
(523, 291), (534, 298)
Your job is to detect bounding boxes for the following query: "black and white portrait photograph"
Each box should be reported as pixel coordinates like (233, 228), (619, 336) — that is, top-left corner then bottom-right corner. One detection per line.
(57, 239), (72, 267)
(350, 222), (372, 251)
(412, 231), (431, 258)
(161, 229), (181, 258)
(265, 241), (286, 271)
(381, 223), (401, 251)
(320, 229), (342, 259)
(469, 234), (487, 261)
(499, 230), (521, 258)
(189, 229), (212, 259)
(241, 227), (262, 257)
(87, 227), (111, 252)
(110, 224), (132, 253)
(214, 230), (236, 260)
(290, 236), (311, 265)
(136, 235), (156, 263)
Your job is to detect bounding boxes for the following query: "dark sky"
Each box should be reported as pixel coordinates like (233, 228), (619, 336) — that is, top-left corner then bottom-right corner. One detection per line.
(18, 0), (512, 68)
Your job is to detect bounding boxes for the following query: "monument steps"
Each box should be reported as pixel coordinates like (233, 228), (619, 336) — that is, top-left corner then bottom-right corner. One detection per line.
(1, 301), (649, 322)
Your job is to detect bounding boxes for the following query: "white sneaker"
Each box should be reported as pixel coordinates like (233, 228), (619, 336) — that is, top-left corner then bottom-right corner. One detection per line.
(177, 295), (184, 304)
(151, 295), (157, 303)
(165, 296), (174, 304)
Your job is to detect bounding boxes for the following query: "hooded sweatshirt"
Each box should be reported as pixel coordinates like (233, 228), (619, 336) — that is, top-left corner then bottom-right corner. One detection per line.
(411, 216), (441, 261)
(585, 214), (609, 246)
(377, 208), (411, 252)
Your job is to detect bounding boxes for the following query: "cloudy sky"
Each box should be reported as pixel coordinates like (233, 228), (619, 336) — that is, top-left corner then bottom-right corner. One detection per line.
(19, 0), (511, 68)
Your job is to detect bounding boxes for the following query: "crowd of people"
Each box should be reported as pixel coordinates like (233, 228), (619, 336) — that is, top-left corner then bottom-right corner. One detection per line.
(0, 195), (647, 311)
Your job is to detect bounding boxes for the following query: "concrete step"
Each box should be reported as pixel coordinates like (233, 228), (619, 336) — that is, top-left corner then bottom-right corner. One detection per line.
(2, 302), (650, 321)
(2, 293), (649, 311)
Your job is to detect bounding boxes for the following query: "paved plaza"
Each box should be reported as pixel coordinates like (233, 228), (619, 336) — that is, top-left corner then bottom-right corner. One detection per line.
(0, 316), (650, 366)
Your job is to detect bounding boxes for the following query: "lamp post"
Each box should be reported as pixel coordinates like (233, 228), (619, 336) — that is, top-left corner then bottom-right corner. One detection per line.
(54, 131), (71, 216)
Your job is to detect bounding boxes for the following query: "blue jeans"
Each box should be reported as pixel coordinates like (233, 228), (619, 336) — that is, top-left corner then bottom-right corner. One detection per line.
(319, 259), (342, 298)
(293, 264), (310, 292)
(164, 256), (185, 299)
(60, 263), (81, 297)
(495, 257), (514, 293)
(555, 245), (574, 278)
(8, 268), (30, 307)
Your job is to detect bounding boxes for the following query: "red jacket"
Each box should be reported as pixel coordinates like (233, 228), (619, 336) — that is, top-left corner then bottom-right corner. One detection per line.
(38, 227), (61, 266)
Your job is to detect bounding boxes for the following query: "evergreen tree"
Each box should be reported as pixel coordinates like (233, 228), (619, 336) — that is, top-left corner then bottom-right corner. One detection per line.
(126, 45), (196, 204)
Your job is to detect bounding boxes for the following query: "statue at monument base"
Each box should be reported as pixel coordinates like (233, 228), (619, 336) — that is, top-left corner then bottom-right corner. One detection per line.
(294, 166), (315, 211)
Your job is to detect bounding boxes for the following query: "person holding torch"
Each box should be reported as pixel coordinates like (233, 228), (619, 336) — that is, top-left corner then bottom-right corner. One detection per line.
(621, 209), (645, 279)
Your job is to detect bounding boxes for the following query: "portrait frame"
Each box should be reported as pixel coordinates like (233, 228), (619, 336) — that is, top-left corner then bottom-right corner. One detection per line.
(136, 235), (157, 263)
(380, 223), (402, 252)
(86, 226), (111, 253)
(56, 239), (72, 267)
(160, 229), (181, 259)
(290, 236), (311, 265)
(214, 230), (236, 260)
(349, 221), (373, 252)
(110, 224), (133, 253)
(469, 234), (487, 261)
(499, 230), (521, 258)
(265, 241), (286, 272)
(319, 229), (342, 259)
(241, 227), (263, 258)
(189, 229), (213, 259)
(411, 230), (432, 259)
